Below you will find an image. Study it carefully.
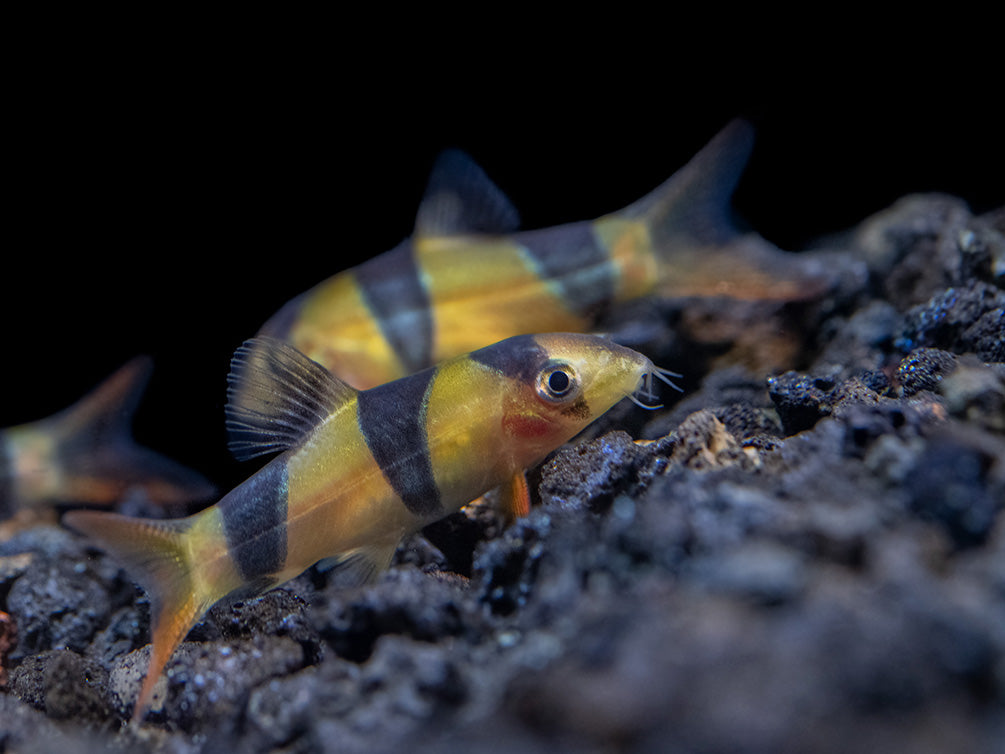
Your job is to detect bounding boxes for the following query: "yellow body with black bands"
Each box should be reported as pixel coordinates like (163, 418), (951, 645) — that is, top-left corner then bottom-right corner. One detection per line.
(64, 333), (672, 721)
(261, 120), (828, 389)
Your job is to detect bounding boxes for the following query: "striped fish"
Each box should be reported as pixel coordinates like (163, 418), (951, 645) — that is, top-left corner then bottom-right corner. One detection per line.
(260, 119), (829, 389)
(1, 357), (214, 520)
(64, 332), (676, 720)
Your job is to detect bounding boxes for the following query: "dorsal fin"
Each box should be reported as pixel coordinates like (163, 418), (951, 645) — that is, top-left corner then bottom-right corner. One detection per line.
(414, 149), (521, 238)
(225, 337), (357, 461)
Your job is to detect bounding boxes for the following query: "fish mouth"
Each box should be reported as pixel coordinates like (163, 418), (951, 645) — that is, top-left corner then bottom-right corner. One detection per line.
(627, 363), (683, 410)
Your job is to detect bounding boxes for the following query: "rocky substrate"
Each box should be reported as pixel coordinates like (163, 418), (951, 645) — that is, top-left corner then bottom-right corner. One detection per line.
(2, 193), (1003, 753)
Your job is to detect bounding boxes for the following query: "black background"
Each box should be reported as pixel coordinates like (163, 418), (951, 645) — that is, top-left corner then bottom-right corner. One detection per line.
(4, 26), (1002, 490)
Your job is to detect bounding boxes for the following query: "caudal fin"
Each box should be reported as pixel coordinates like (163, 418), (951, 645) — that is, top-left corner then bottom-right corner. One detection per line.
(621, 119), (832, 301)
(21, 357), (214, 508)
(62, 509), (205, 722)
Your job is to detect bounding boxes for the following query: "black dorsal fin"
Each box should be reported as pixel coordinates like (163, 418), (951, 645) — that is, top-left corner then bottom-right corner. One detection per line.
(414, 149), (521, 238)
(225, 337), (357, 461)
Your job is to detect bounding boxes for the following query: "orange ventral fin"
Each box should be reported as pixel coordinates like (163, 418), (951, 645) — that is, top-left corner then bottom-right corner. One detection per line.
(463, 472), (532, 524)
(500, 471), (531, 521)
(62, 509), (204, 723)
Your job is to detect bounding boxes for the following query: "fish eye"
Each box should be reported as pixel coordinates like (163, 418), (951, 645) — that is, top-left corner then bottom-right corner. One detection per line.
(536, 363), (580, 402)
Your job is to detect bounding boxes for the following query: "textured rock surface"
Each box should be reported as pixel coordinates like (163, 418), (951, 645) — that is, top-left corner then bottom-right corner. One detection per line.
(2, 193), (1004, 753)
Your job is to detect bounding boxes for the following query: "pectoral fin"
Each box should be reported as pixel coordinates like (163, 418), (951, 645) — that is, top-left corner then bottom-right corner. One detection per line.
(499, 471), (531, 521)
(315, 540), (401, 588)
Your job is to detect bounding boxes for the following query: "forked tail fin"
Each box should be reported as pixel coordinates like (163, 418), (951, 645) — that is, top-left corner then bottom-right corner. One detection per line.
(62, 509), (205, 722)
(8, 357), (214, 508)
(621, 119), (832, 301)
(622, 119), (756, 248)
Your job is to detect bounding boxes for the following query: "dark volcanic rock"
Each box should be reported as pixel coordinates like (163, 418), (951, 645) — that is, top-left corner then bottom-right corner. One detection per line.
(895, 347), (960, 396)
(3, 528), (126, 664)
(851, 194), (1000, 308)
(897, 282), (1005, 361)
(903, 430), (1005, 549)
(939, 356), (1005, 432)
(538, 430), (657, 513)
(311, 568), (477, 662)
(10, 649), (117, 725)
(3, 192), (1005, 753)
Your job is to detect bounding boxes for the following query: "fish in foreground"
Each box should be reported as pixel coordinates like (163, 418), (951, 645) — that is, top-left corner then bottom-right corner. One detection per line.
(260, 119), (830, 389)
(64, 333), (677, 721)
(1, 357), (214, 520)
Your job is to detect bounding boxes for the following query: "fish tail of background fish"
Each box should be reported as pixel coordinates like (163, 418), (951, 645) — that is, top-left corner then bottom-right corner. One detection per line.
(1, 358), (215, 512)
(616, 118), (833, 301)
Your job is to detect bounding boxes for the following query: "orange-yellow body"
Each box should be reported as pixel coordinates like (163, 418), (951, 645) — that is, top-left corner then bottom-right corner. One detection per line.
(261, 119), (829, 389)
(65, 333), (672, 721)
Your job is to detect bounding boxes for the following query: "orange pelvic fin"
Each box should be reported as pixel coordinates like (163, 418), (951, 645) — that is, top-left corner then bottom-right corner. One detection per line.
(499, 471), (531, 521)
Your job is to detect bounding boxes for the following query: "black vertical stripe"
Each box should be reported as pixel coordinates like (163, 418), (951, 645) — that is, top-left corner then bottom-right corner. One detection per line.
(470, 334), (547, 385)
(354, 240), (434, 375)
(357, 368), (441, 517)
(219, 457), (289, 581)
(518, 222), (618, 317)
